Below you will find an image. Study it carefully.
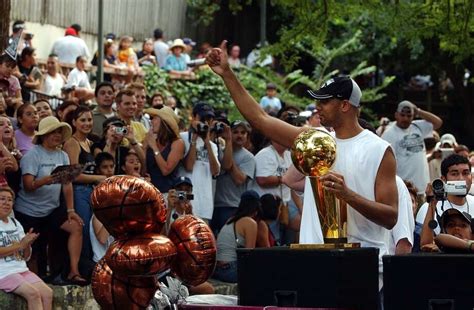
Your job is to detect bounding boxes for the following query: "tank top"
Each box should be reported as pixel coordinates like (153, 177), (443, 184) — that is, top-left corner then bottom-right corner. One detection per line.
(333, 129), (390, 272)
(146, 144), (178, 193)
(73, 138), (96, 185)
(216, 221), (246, 262)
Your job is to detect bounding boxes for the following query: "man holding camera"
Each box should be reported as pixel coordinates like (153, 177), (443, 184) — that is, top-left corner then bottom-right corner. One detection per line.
(381, 100), (443, 195)
(180, 103), (220, 222)
(166, 176), (194, 232)
(212, 120), (256, 234)
(418, 154), (474, 249)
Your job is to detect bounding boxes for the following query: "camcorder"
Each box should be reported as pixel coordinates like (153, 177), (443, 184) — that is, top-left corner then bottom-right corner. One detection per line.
(115, 126), (128, 135)
(431, 179), (467, 200)
(196, 122), (209, 135)
(187, 58), (206, 67)
(211, 122), (225, 134)
(176, 191), (194, 201)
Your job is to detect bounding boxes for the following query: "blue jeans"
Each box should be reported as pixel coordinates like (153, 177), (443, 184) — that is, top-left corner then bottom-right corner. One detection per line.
(73, 185), (93, 262)
(213, 261), (238, 283)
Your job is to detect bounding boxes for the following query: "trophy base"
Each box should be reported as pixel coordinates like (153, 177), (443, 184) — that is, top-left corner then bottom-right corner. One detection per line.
(290, 242), (361, 250)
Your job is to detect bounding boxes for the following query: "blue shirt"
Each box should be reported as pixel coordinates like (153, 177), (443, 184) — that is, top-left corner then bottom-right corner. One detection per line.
(165, 54), (187, 72)
(259, 96), (282, 114)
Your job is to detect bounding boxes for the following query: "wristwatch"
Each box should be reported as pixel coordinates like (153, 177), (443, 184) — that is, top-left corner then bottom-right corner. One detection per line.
(154, 150), (160, 156)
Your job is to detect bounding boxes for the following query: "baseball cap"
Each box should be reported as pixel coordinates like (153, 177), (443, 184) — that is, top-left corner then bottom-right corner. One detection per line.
(192, 103), (215, 119)
(440, 208), (473, 231)
(105, 33), (116, 41)
(183, 38), (196, 46)
(397, 100), (415, 114)
(231, 120), (251, 132)
(173, 176), (193, 188)
(241, 190), (260, 202)
(65, 27), (77, 36)
(440, 133), (457, 147)
(308, 76), (362, 107)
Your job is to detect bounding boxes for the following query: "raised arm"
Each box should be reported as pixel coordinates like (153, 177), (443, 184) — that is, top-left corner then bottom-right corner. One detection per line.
(207, 41), (304, 148)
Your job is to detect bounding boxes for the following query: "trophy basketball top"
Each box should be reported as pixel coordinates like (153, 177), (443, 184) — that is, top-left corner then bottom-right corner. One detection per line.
(291, 128), (337, 177)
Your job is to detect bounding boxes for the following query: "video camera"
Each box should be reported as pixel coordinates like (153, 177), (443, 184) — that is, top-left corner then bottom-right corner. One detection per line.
(284, 111), (307, 127)
(187, 58), (206, 67)
(431, 179), (467, 201)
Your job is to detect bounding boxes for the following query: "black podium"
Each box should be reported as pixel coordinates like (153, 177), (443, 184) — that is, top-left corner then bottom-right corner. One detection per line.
(384, 254), (474, 310)
(237, 247), (379, 309)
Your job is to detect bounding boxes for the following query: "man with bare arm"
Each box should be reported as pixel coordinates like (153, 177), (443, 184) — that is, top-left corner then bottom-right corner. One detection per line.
(206, 42), (398, 285)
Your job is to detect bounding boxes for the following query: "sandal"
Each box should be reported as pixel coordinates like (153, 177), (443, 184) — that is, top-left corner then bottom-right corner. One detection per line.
(67, 274), (89, 287)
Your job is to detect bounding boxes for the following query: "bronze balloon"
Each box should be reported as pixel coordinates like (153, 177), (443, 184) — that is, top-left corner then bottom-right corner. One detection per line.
(91, 258), (159, 310)
(105, 233), (177, 276)
(291, 128), (336, 177)
(168, 215), (216, 286)
(90, 175), (167, 237)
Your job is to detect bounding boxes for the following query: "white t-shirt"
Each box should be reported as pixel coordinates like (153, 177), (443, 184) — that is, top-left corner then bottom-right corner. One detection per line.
(179, 132), (220, 219)
(381, 120), (433, 194)
(66, 68), (91, 89)
(90, 217), (114, 263)
(42, 73), (65, 97)
(51, 36), (90, 65)
(0, 218), (28, 279)
(415, 195), (474, 235)
(252, 145), (292, 202)
(388, 176), (415, 255)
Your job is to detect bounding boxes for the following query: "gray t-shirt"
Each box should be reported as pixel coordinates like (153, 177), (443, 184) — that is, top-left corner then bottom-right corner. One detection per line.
(214, 147), (255, 208)
(15, 145), (70, 217)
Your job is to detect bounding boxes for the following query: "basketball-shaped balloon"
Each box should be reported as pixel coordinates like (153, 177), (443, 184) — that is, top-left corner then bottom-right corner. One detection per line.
(91, 175), (167, 237)
(105, 233), (177, 276)
(91, 258), (158, 310)
(168, 215), (216, 286)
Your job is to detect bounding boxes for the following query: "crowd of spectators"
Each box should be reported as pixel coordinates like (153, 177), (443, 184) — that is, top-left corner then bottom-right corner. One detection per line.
(0, 19), (472, 308)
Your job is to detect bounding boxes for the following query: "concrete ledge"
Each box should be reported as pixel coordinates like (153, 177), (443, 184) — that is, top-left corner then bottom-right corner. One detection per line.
(0, 285), (99, 310)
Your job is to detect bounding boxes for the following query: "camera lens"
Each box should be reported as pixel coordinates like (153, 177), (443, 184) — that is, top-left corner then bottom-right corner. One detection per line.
(432, 179), (444, 191)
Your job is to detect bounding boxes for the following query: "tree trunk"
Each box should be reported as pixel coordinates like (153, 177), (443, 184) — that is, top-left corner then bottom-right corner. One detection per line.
(0, 0), (11, 52)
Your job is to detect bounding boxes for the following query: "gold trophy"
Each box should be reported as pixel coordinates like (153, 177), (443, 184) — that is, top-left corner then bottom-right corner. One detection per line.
(290, 128), (357, 248)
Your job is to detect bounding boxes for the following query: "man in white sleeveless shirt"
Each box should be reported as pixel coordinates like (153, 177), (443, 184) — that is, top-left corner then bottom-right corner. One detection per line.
(206, 41), (398, 276)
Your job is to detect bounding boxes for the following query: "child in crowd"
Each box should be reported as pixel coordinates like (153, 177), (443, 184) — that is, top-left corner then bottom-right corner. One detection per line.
(117, 36), (138, 73)
(259, 83), (282, 115)
(94, 152), (115, 178)
(121, 151), (150, 181)
(0, 187), (53, 309)
(422, 208), (474, 253)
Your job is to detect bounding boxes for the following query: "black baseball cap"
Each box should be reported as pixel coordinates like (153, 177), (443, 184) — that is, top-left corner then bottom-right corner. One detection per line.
(173, 176), (193, 188)
(192, 103), (215, 118)
(308, 76), (362, 107)
(440, 208), (473, 231)
(102, 117), (125, 130)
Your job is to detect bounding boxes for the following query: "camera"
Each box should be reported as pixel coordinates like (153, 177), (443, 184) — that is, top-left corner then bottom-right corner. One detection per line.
(284, 111), (307, 127)
(211, 122), (225, 134)
(432, 179), (467, 200)
(187, 58), (206, 67)
(196, 122), (209, 134)
(176, 191), (194, 201)
(114, 126), (128, 135)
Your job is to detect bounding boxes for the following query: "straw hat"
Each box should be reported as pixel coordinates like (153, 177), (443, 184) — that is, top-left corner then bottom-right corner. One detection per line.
(33, 116), (72, 144)
(169, 39), (186, 51)
(144, 106), (180, 137)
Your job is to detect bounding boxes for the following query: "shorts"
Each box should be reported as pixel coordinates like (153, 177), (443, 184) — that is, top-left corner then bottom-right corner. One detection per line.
(0, 271), (42, 292)
(15, 205), (68, 234)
